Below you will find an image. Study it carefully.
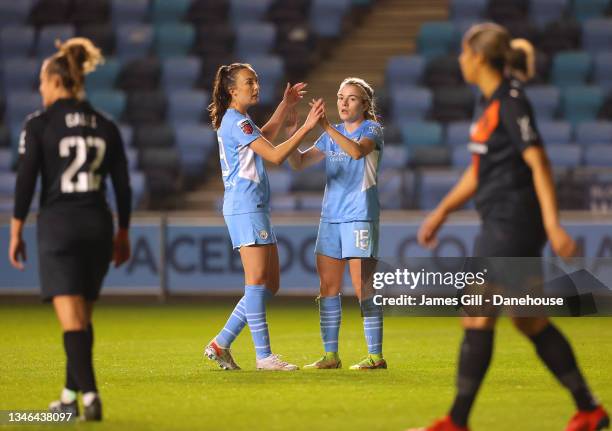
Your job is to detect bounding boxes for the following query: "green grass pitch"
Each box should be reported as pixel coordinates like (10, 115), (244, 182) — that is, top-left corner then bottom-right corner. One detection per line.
(1, 301), (610, 431)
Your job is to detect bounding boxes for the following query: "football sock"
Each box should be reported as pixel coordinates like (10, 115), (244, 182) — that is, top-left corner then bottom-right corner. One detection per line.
(245, 285), (272, 360)
(450, 329), (494, 427)
(216, 296), (247, 348)
(65, 324), (92, 392)
(63, 330), (97, 394)
(319, 294), (341, 354)
(360, 297), (383, 355)
(529, 323), (598, 411)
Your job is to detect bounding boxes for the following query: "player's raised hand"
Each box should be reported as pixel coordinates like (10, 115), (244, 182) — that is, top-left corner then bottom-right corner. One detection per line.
(417, 208), (447, 249)
(283, 82), (308, 107)
(8, 236), (27, 270)
(113, 228), (131, 268)
(309, 98), (329, 129)
(284, 107), (299, 137)
(304, 98), (325, 130)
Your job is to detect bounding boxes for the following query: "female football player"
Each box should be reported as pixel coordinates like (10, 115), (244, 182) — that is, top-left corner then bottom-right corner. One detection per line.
(9, 38), (132, 421)
(286, 77), (386, 370)
(204, 63), (324, 371)
(408, 23), (608, 431)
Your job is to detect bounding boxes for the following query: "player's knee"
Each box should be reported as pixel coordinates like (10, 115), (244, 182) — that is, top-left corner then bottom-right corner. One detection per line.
(462, 316), (496, 330)
(512, 317), (549, 336)
(319, 281), (341, 297)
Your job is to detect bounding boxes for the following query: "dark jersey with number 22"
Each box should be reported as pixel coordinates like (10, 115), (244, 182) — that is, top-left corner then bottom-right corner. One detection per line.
(13, 98), (131, 228)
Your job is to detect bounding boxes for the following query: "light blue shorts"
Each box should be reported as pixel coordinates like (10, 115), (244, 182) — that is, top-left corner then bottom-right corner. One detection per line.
(315, 220), (379, 259)
(224, 212), (277, 249)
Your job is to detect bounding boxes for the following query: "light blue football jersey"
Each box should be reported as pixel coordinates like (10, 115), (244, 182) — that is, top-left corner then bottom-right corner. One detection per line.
(217, 108), (270, 215)
(314, 119), (384, 222)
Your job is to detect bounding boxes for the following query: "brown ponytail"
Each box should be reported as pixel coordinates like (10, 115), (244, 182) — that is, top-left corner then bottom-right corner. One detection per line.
(208, 63), (254, 130)
(463, 23), (512, 74)
(45, 37), (103, 99)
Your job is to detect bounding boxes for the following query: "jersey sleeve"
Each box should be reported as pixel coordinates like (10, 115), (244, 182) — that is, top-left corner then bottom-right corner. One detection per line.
(108, 123), (132, 229)
(231, 117), (262, 147)
(361, 123), (384, 150)
(500, 96), (542, 153)
(314, 132), (328, 152)
(13, 119), (42, 221)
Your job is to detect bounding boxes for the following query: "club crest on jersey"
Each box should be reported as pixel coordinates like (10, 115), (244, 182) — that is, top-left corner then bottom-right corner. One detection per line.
(258, 229), (269, 240)
(238, 119), (254, 135)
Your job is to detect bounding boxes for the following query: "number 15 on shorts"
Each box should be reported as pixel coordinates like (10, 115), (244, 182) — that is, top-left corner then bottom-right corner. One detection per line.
(354, 229), (370, 251)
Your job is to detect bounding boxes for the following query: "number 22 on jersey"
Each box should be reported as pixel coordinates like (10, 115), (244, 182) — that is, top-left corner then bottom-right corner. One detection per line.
(59, 136), (106, 193)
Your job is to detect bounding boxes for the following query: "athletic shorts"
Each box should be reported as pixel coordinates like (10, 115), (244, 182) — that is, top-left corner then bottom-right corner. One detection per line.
(315, 220), (379, 259)
(473, 220), (546, 257)
(37, 207), (114, 302)
(224, 211), (277, 249)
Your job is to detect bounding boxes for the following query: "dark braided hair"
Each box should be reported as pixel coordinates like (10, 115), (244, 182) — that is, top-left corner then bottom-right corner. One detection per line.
(208, 63), (254, 130)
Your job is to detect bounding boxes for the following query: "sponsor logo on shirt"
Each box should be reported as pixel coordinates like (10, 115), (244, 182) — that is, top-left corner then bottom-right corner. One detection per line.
(517, 115), (538, 143)
(327, 150), (350, 163)
(368, 125), (381, 137)
(238, 119), (254, 135)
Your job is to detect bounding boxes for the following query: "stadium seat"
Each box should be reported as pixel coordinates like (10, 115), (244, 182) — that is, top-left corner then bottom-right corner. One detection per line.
(309, 0), (351, 38)
(380, 146), (407, 169)
(267, 169), (292, 194)
(193, 25), (235, 58)
(594, 52), (612, 91)
(290, 170), (326, 192)
(139, 148), (180, 192)
(116, 24), (153, 60)
(432, 86), (475, 123)
(270, 194), (298, 211)
(298, 194), (323, 211)
(503, 20), (539, 42)
(162, 57), (201, 91)
(186, 0), (230, 25)
(111, 0), (149, 25)
(582, 19), (612, 55)
(230, 0), (273, 23)
(419, 169), (462, 210)
(409, 146), (451, 167)
(0, 148), (12, 171)
(575, 121), (612, 145)
(125, 148), (138, 170)
(175, 124), (216, 153)
(0, 125), (10, 148)
(124, 91), (168, 125)
(571, 0), (610, 22)
(3, 58), (40, 91)
(71, 0), (111, 25)
(538, 19), (581, 55)
(0, 0), (33, 26)
(151, 0), (191, 24)
(451, 145), (472, 167)
(551, 51), (592, 88)
(28, 0), (71, 27)
(154, 23), (195, 58)
(486, 0), (529, 22)
(0, 26), (35, 59)
(446, 121), (472, 146)
(85, 58), (120, 92)
(391, 87), (432, 122)
(0, 172), (16, 194)
(6, 91), (40, 126)
(244, 55), (284, 106)
(450, 0), (486, 21)
(423, 55), (463, 88)
(117, 58), (161, 92)
(168, 90), (209, 125)
(417, 22), (459, 59)
(525, 85), (560, 120)
(77, 23), (116, 56)
(378, 169), (403, 210)
(386, 56), (425, 91)
(36, 25), (75, 59)
(118, 124), (133, 146)
(89, 90), (126, 120)
(584, 144), (612, 167)
(530, 0), (569, 27)
(235, 23), (276, 58)
(401, 121), (443, 148)
(538, 121), (572, 145)
(562, 86), (605, 125)
(546, 144), (582, 167)
(134, 124), (175, 149)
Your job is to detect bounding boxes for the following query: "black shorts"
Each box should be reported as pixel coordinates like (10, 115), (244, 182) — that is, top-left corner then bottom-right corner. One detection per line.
(473, 220), (546, 258)
(37, 207), (113, 302)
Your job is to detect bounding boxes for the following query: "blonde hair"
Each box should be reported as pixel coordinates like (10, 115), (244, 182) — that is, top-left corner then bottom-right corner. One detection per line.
(45, 37), (104, 99)
(339, 77), (378, 122)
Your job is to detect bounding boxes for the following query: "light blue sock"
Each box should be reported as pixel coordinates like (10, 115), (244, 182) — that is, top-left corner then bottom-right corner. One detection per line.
(245, 285), (272, 359)
(361, 297), (383, 355)
(215, 296), (247, 348)
(319, 295), (341, 353)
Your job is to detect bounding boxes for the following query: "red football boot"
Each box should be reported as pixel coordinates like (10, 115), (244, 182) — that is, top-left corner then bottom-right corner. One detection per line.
(566, 406), (610, 431)
(406, 416), (470, 431)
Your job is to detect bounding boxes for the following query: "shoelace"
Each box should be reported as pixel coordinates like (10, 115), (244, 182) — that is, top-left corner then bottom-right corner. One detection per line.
(269, 354), (290, 366)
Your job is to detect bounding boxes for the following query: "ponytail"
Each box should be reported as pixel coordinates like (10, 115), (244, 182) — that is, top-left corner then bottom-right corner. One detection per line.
(208, 63), (253, 130)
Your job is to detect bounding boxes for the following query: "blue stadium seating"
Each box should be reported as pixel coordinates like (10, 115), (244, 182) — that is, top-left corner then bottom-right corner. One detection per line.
(2, 58), (40, 91)
(168, 90), (209, 125)
(230, 0), (273, 24)
(0, 26), (35, 59)
(584, 144), (612, 167)
(244, 55), (284, 106)
(6, 91), (40, 126)
(530, 0), (569, 27)
(119, 125), (133, 146)
(583, 19), (612, 54)
(386, 56), (425, 90)
(111, 0), (149, 25)
(0, 172), (15, 194)
(270, 194), (298, 211)
(151, 0), (191, 24)
(575, 120), (612, 145)
(538, 121), (572, 145)
(89, 90), (127, 120)
(85, 58), (121, 91)
(562, 86), (605, 125)
(594, 52), (612, 91)
(525, 85), (560, 120)
(310, 0), (351, 38)
(551, 51), (592, 88)
(450, 0), (487, 21)
(378, 169), (403, 210)
(36, 25), (75, 59)
(0, 148), (12, 171)
(451, 145), (472, 167)
(401, 122), (444, 148)
(116, 24), (153, 60)
(391, 87), (432, 122)
(154, 23), (195, 58)
(419, 170), (462, 210)
(235, 23), (276, 58)
(446, 121), (472, 146)
(267, 169), (292, 194)
(546, 144), (582, 167)
(162, 57), (201, 91)
(0, 0), (33, 26)
(417, 22), (459, 59)
(380, 146), (407, 169)
(175, 124), (216, 152)
(571, 0), (610, 22)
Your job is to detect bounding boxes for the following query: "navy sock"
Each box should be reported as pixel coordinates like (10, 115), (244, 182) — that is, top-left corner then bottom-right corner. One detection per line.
(64, 330), (97, 394)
